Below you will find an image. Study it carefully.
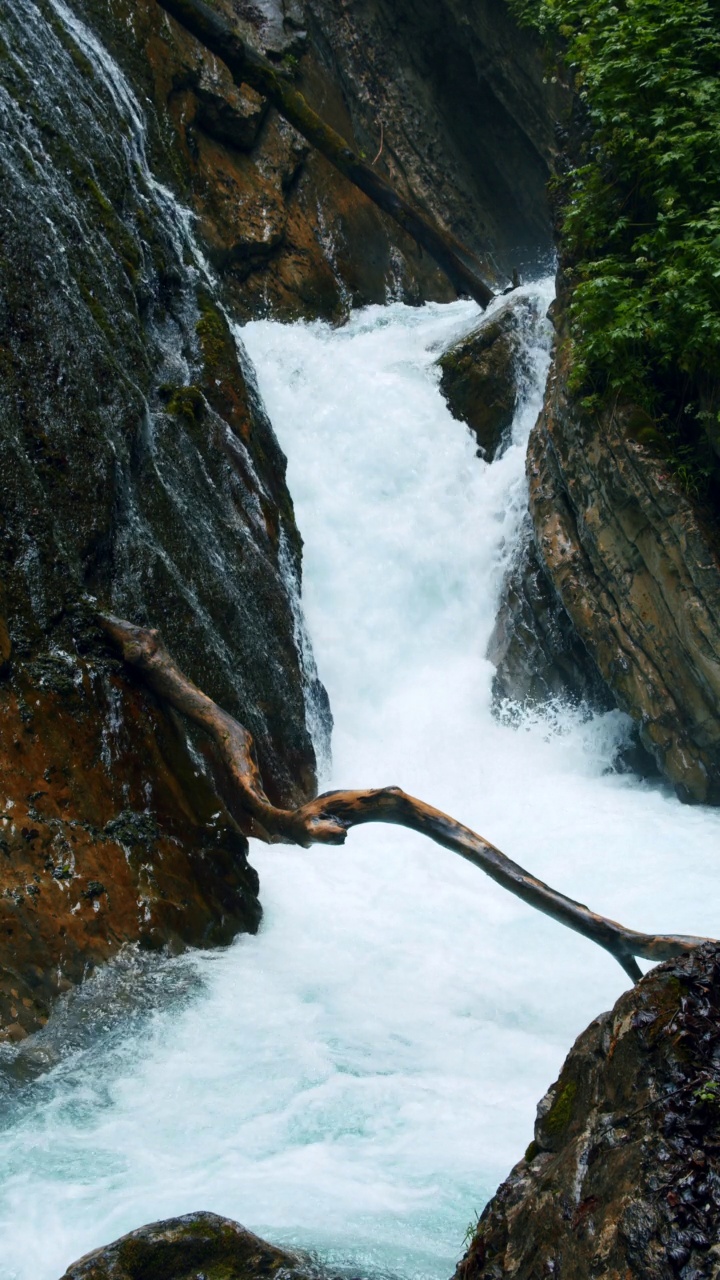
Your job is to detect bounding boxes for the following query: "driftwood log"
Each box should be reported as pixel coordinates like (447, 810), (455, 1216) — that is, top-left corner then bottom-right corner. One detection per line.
(154, 0), (495, 309)
(101, 615), (712, 984)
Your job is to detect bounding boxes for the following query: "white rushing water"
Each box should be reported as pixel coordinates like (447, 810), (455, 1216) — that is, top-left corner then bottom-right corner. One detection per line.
(2, 285), (720, 1280)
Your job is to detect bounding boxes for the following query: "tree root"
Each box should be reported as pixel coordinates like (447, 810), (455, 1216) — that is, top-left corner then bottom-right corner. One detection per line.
(100, 614), (713, 984)
(154, 0), (495, 309)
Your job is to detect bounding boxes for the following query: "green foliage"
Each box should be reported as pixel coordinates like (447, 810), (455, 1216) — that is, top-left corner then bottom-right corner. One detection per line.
(694, 1079), (720, 1106)
(509, 0), (720, 422)
(462, 1212), (481, 1247)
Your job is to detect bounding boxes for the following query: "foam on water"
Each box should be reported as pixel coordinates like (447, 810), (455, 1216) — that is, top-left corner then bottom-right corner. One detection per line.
(2, 285), (719, 1280)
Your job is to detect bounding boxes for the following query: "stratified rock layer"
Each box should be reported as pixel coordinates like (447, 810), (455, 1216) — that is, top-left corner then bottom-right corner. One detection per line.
(303, 0), (567, 283)
(518, 342), (720, 802)
(455, 942), (720, 1280)
(59, 1211), (313, 1280)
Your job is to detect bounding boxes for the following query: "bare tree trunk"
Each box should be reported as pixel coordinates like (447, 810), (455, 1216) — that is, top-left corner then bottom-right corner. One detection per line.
(100, 614), (712, 984)
(155, 0), (496, 309)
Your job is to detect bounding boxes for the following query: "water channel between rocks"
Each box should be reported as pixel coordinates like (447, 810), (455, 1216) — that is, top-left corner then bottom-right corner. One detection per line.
(1, 285), (719, 1280)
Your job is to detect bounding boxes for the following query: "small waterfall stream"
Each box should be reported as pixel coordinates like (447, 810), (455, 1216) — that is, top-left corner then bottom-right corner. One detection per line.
(1, 287), (719, 1280)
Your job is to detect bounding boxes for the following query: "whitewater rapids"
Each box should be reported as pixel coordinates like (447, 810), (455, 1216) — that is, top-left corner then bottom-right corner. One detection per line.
(1, 284), (718, 1280)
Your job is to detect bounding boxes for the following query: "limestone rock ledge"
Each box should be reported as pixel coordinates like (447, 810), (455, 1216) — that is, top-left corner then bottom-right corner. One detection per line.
(455, 942), (720, 1280)
(493, 337), (720, 803)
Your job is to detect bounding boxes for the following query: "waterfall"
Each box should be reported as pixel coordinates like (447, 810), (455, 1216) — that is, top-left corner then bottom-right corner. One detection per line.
(1, 283), (719, 1280)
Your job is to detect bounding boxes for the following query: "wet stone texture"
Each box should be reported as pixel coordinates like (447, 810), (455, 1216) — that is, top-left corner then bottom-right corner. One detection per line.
(520, 339), (720, 804)
(488, 522), (613, 709)
(303, 0), (567, 287)
(0, 0), (328, 1038)
(438, 294), (545, 461)
(455, 942), (720, 1280)
(0, 656), (262, 1043)
(73, 0), (457, 322)
(59, 1211), (317, 1280)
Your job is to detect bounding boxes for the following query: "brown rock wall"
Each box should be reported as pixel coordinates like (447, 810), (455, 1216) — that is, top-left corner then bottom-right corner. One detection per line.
(520, 342), (720, 802)
(80, 0), (454, 321)
(0, 0), (324, 1037)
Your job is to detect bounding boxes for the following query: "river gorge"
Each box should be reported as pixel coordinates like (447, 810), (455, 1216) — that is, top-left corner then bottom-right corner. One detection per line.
(1, 0), (719, 1276)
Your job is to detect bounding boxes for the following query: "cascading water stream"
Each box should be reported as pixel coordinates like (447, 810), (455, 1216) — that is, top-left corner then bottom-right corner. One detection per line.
(1, 283), (719, 1280)
(2, 3), (720, 1275)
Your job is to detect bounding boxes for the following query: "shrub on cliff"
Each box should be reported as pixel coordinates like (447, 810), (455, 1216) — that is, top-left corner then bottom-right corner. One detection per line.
(510, 0), (720, 483)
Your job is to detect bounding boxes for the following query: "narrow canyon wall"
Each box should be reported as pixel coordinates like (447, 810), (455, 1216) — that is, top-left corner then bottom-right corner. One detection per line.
(1, 0), (324, 1039)
(1, 0), (563, 1039)
(492, 333), (720, 803)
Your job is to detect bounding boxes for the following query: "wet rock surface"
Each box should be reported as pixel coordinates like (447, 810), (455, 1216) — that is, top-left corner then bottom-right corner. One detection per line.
(518, 340), (720, 803)
(439, 295), (544, 460)
(59, 1211), (316, 1280)
(488, 522), (613, 708)
(303, 0), (567, 285)
(78, 0), (457, 321)
(0, 0), (327, 1036)
(455, 942), (720, 1280)
(0, 660), (262, 1042)
(0, 0), (562, 1033)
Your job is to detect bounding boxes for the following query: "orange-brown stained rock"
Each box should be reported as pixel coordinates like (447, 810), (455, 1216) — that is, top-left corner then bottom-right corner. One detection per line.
(93, 0), (452, 323)
(0, 661), (260, 1042)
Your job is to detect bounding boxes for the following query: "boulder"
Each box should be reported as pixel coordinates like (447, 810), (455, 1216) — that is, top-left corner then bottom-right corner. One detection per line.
(488, 522), (612, 708)
(455, 942), (720, 1280)
(59, 1212), (314, 1280)
(438, 297), (542, 460)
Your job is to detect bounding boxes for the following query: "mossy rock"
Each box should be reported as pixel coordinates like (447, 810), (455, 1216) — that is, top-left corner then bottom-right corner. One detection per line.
(59, 1211), (319, 1280)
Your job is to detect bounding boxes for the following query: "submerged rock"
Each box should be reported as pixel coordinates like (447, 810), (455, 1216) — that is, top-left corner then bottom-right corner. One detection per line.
(438, 296), (544, 460)
(455, 942), (720, 1280)
(59, 1211), (314, 1280)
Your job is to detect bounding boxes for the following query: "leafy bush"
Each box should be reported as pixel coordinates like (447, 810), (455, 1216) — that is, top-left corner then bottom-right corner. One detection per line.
(510, 0), (720, 444)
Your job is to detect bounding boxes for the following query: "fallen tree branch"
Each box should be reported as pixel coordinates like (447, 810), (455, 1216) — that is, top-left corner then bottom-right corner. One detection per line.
(100, 614), (713, 984)
(154, 0), (495, 309)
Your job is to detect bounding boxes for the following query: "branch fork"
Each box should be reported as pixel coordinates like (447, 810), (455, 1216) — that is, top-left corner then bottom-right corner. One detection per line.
(100, 614), (713, 984)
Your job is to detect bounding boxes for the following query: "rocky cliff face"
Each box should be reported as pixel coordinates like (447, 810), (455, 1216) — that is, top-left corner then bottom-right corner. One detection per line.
(0, 0), (326, 1040)
(1, 0), (563, 1039)
(302, 0), (567, 286)
(455, 942), (720, 1280)
(493, 333), (720, 803)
